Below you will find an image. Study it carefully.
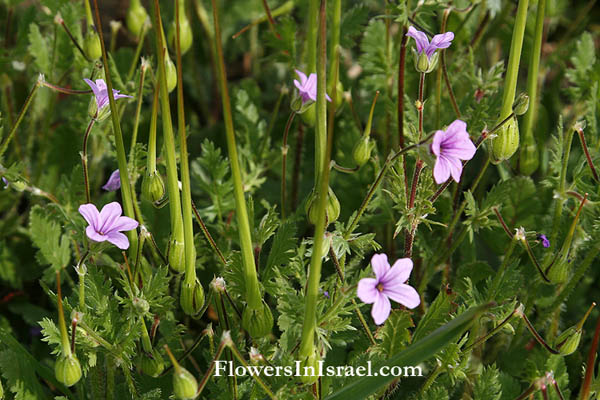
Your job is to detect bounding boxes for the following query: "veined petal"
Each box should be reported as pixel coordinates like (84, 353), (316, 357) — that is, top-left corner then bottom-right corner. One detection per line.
(78, 203), (100, 230)
(83, 79), (100, 98)
(442, 138), (476, 161)
(106, 231), (130, 249)
(357, 278), (379, 304)
(370, 253), (390, 280)
(433, 156), (451, 184)
(102, 169), (121, 191)
(446, 155), (463, 183)
(371, 293), (391, 325)
(430, 130), (445, 157)
(295, 69), (308, 86)
(98, 202), (123, 234)
(86, 225), (106, 243)
(382, 283), (420, 309)
(108, 216), (138, 233)
(382, 258), (413, 286)
(406, 26), (429, 54)
(95, 79), (108, 92)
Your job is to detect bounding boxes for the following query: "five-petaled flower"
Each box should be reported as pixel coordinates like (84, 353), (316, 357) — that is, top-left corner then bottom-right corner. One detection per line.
(406, 26), (454, 73)
(102, 169), (121, 191)
(293, 70), (331, 105)
(84, 78), (132, 120)
(537, 234), (550, 248)
(357, 253), (420, 325)
(431, 119), (476, 184)
(79, 202), (138, 249)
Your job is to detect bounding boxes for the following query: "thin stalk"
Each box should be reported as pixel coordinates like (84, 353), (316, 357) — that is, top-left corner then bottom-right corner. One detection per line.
(56, 271), (72, 356)
(128, 61), (148, 163)
(417, 73), (425, 138)
(227, 341), (276, 399)
(299, 0), (329, 361)
(59, 20), (90, 62)
(81, 119), (96, 204)
(576, 126), (599, 182)
(397, 26), (407, 148)
(126, 24), (149, 82)
(281, 112), (296, 219)
(191, 200), (227, 266)
(146, 83), (159, 174)
(41, 81), (92, 95)
(212, 0), (262, 309)
(550, 127), (574, 244)
(579, 314), (600, 400)
(232, 1), (294, 39)
(0, 77), (41, 158)
(197, 338), (227, 395)
(462, 304), (520, 352)
(521, 313), (559, 354)
(175, 0), (197, 286)
(92, 0), (139, 254)
(352, 299), (376, 345)
(291, 122), (304, 210)
(261, 0), (281, 39)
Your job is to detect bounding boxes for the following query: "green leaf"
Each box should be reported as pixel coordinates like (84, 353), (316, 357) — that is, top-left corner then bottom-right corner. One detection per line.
(371, 310), (413, 358)
(324, 304), (490, 400)
(412, 288), (456, 342)
(28, 205), (71, 271)
(473, 364), (502, 400)
(27, 23), (50, 75)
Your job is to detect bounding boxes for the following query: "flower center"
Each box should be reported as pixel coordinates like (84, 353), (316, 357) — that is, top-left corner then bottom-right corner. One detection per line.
(376, 283), (384, 292)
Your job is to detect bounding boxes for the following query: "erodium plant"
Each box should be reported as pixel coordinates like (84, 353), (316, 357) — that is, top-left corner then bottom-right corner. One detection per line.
(0, 1), (599, 399)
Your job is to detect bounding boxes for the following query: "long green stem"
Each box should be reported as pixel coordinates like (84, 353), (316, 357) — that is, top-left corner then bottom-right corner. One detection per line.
(81, 119), (95, 204)
(56, 271), (72, 356)
(211, 0), (261, 310)
(299, 0), (329, 360)
(91, 0), (139, 254)
(128, 61), (148, 164)
(281, 112), (296, 219)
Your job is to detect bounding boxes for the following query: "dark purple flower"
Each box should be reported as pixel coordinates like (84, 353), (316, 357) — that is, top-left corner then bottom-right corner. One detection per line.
(406, 26), (454, 60)
(537, 234), (550, 248)
(431, 119), (476, 184)
(102, 169), (121, 191)
(357, 253), (420, 325)
(2, 177), (8, 189)
(83, 78), (132, 116)
(293, 70), (331, 104)
(323, 291), (329, 299)
(79, 202), (138, 249)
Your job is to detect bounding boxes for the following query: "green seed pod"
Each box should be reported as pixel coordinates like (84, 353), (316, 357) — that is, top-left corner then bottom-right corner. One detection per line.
(519, 139), (539, 176)
(165, 55), (177, 93)
(55, 354), (82, 387)
(242, 300), (274, 338)
(84, 30), (102, 61)
(299, 350), (319, 385)
(352, 136), (374, 166)
(180, 279), (205, 316)
(300, 103), (316, 126)
(168, 238), (185, 273)
(553, 326), (581, 356)
(327, 80), (344, 110)
(546, 256), (569, 284)
(305, 187), (340, 225)
(142, 171), (165, 204)
(491, 117), (520, 164)
(126, 1), (148, 37)
(173, 366), (198, 399)
(513, 93), (529, 116)
(413, 49), (439, 74)
(168, 16), (194, 55)
(139, 349), (165, 378)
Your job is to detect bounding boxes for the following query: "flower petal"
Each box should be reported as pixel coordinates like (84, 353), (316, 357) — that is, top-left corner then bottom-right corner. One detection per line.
(295, 69), (308, 86)
(446, 155), (463, 183)
(370, 253), (390, 280)
(78, 203), (100, 230)
(382, 258), (413, 286)
(406, 26), (429, 54)
(102, 169), (121, 191)
(83, 79), (100, 98)
(429, 31), (454, 50)
(86, 225), (106, 243)
(106, 231), (130, 249)
(98, 202), (123, 234)
(306, 74), (317, 101)
(357, 278), (379, 304)
(382, 283), (421, 309)
(109, 216), (138, 233)
(433, 156), (451, 184)
(430, 130), (445, 157)
(371, 293), (391, 325)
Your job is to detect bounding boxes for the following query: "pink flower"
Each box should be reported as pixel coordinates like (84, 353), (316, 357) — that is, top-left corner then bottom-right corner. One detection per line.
(102, 169), (121, 191)
(293, 70), (331, 104)
(79, 202), (138, 249)
(431, 119), (476, 184)
(406, 26), (454, 60)
(83, 78), (132, 115)
(357, 254), (420, 325)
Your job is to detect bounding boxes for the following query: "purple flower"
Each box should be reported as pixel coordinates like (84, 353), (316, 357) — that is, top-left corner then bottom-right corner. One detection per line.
(537, 234), (550, 248)
(83, 78), (132, 116)
(102, 169), (121, 191)
(431, 119), (476, 184)
(79, 202), (138, 249)
(357, 254), (420, 325)
(406, 26), (454, 60)
(293, 70), (331, 104)
(2, 177), (8, 189)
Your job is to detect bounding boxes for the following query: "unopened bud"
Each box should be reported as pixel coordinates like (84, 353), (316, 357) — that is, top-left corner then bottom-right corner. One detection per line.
(413, 49), (439, 73)
(491, 117), (519, 164)
(352, 136), (374, 166)
(139, 348), (165, 378)
(165, 55), (177, 93)
(168, 238), (185, 273)
(173, 366), (198, 399)
(168, 16), (194, 55)
(55, 354), (82, 387)
(305, 187), (340, 225)
(133, 297), (150, 315)
(142, 171), (165, 204)
(126, 1), (149, 37)
(180, 279), (205, 316)
(242, 301), (274, 338)
(84, 29), (102, 60)
(299, 350), (319, 384)
(512, 93), (529, 116)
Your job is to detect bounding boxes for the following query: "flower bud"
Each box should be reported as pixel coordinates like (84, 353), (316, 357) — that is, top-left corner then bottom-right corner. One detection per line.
(242, 301), (273, 338)
(306, 187), (340, 226)
(180, 279), (205, 316)
(84, 30), (102, 61)
(491, 117), (520, 164)
(519, 138), (539, 176)
(300, 103), (316, 126)
(413, 49), (439, 74)
(299, 350), (319, 384)
(553, 326), (581, 356)
(133, 297), (150, 315)
(139, 349), (165, 378)
(168, 238), (186, 273)
(168, 16), (194, 55)
(165, 55), (177, 93)
(352, 136), (374, 166)
(512, 93), (529, 116)
(126, 0), (148, 37)
(55, 354), (82, 387)
(142, 171), (165, 204)
(173, 366), (198, 399)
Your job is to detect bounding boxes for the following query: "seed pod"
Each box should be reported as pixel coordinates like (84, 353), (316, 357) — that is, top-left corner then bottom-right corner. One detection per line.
(142, 171), (165, 204)
(242, 301), (274, 338)
(139, 349), (165, 378)
(491, 117), (520, 164)
(168, 16), (194, 55)
(413, 49), (439, 74)
(165, 55), (177, 93)
(55, 354), (82, 387)
(553, 326), (581, 356)
(352, 136), (374, 166)
(306, 187), (340, 226)
(300, 103), (316, 126)
(173, 366), (198, 399)
(84, 30), (102, 61)
(299, 350), (319, 384)
(168, 238), (186, 273)
(180, 279), (205, 316)
(513, 93), (529, 116)
(126, 1), (148, 37)
(327, 80), (344, 110)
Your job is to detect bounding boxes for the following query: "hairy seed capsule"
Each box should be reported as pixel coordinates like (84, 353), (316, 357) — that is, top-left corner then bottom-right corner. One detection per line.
(553, 326), (581, 356)
(55, 354), (82, 387)
(300, 104), (316, 127)
(353, 136), (374, 166)
(306, 187), (341, 225)
(139, 349), (165, 378)
(165, 55), (177, 93)
(168, 238), (186, 273)
(173, 366), (198, 399)
(126, 2), (148, 37)
(242, 301), (274, 338)
(299, 350), (319, 384)
(180, 279), (205, 316)
(142, 171), (165, 204)
(168, 16), (194, 55)
(84, 30), (102, 60)
(491, 117), (520, 164)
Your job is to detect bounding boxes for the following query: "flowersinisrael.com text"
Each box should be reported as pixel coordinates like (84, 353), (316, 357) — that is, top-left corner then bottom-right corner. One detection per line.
(214, 360), (422, 378)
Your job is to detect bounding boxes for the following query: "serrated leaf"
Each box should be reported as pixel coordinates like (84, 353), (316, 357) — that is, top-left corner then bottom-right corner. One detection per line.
(372, 310), (413, 358)
(27, 23), (50, 74)
(28, 205), (70, 271)
(413, 288), (456, 342)
(473, 364), (502, 400)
